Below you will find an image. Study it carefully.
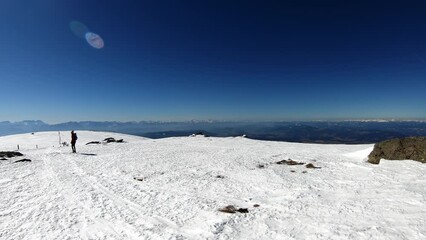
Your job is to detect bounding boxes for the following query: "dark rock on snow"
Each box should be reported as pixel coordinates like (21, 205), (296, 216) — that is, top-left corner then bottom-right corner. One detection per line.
(276, 159), (304, 165)
(86, 138), (125, 144)
(305, 163), (321, 169)
(0, 151), (24, 158)
(368, 137), (426, 164)
(219, 205), (237, 213)
(104, 138), (124, 143)
(14, 159), (32, 163)
(218, 205), (249, 214)
(257, 164), (265, 169)
(133, 177), (145, 181)
(237, 208), (249, 213)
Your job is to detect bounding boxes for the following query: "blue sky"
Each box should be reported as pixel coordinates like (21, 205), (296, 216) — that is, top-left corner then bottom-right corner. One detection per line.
(1, 0), (426, 123)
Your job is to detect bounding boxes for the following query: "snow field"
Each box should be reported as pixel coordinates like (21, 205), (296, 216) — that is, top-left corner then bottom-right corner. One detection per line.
(1, 131), (425, 239)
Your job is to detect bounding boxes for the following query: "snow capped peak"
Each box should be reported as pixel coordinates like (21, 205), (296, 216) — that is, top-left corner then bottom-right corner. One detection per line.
(20, 120), (48, 125)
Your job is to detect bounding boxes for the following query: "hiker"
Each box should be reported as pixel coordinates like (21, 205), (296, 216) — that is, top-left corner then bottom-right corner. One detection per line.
(71, 130), (78, 153)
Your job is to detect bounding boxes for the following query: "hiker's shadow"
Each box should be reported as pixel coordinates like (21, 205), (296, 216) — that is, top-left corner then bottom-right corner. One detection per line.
(80, 153), (97, 156)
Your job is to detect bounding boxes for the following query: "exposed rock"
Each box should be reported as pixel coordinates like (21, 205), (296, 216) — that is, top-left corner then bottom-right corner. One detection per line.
(302, 171), (307, 174)
(276, 159), (304, 165)
(253, 204), (260, 207)
(368, 137), (426, 164)
(290, 170), (296, 173)
(85, 138), (125, 144)
(305, 163), (321, 169)
(237, 208), (249, 213)
(104, 137), (116, 143)
(0, 151), (23, 158)
(133, 177), (145, 181)
(218, 205), (249, 214)
(14, 159), (31, 163)
(0, 158), (7, 161)
(103, 138), (125, 143)
(257, 164), (265, 169)
(219, 205), (237, 213)
(216, 175), (225, 179)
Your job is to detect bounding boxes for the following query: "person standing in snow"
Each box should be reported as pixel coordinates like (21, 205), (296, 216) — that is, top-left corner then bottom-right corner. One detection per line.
(71, 130), (78, 153)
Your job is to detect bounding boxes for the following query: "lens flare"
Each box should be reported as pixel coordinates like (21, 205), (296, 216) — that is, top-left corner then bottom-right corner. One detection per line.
(69, 21), (89, 39)
(85, 32), (104, 49)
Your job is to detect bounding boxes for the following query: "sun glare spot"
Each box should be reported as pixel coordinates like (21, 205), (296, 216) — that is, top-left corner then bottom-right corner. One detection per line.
(85, 32), (104, 49)
(70, 21), (104, 49)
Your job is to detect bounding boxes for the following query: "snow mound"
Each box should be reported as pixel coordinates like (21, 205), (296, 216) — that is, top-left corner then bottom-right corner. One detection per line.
(343, 147), (374, 160)
(0, 132), (425, 239)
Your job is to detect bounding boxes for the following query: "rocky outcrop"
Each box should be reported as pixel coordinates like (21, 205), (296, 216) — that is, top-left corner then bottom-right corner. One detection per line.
(368, 137), (426, 164)
(0, 151), (23, 158)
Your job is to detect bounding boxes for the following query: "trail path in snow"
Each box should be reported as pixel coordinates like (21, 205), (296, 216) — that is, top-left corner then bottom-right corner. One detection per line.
(41, 147), (183, 240)
(2, 148), (184, 239)
(1, 131), (426, 239)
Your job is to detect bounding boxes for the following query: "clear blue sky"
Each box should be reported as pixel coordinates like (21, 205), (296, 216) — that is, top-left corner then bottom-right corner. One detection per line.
(1, 0), (426, 123)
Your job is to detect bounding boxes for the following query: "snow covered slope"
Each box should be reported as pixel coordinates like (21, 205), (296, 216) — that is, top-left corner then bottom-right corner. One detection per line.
(0, 131), (425, 240)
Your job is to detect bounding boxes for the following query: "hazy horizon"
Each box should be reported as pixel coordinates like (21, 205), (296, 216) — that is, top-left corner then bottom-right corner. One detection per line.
(3, 117), (426, 125)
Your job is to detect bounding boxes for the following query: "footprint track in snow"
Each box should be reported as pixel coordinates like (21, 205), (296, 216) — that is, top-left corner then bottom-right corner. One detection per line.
(43, 148), (189, 239)
(41, 149), (149, 239)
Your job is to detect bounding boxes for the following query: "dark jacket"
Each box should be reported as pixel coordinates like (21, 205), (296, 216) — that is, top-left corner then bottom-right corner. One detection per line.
(71, 132), (77, 143)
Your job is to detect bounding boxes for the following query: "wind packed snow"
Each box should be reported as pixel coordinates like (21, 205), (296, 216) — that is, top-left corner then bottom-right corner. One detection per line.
(0, 131), (425, 239)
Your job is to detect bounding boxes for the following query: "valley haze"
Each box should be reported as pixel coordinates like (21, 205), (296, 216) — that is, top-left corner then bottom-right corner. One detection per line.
(1, 119), (426, 144)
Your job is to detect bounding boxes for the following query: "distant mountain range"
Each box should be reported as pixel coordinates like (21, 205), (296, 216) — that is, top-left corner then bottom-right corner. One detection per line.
(1, 120), (426, 144)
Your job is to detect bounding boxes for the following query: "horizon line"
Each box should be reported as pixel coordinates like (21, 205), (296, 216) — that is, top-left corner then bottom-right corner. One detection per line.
(2, 118), (426, 125)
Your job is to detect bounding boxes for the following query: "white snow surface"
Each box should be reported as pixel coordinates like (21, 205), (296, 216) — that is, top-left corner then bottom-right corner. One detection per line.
(0, 131), (425, 240)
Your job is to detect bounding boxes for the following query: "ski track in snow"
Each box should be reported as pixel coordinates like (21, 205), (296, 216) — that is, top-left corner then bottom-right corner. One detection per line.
(1, 131), (426, 240)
